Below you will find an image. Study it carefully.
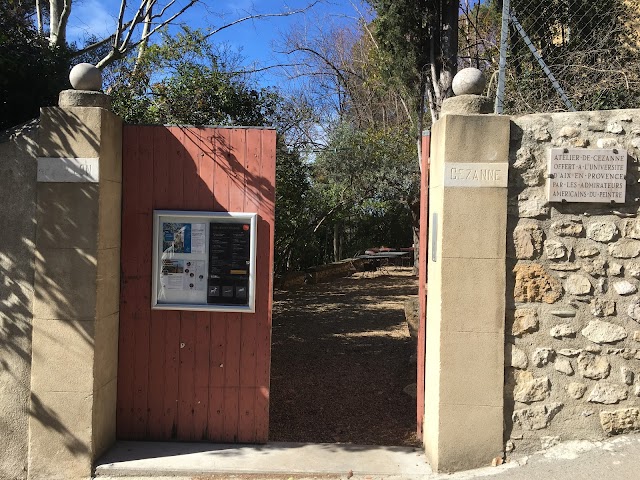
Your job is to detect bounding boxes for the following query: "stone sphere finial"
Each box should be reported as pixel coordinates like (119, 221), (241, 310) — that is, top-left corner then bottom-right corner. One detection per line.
(69, 63), (102, 91)
(452, 68), (486, 96)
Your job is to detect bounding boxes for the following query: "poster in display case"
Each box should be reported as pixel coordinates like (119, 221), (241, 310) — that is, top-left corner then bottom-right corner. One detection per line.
(151, 210), (257, 312)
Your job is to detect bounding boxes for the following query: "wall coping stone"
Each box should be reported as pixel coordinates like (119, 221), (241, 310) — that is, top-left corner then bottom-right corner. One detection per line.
(59, 90), (111, 109)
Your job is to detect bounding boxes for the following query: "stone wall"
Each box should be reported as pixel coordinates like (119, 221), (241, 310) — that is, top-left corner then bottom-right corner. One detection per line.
(0, 121), (38, 480)
(506, 110), (640, 454)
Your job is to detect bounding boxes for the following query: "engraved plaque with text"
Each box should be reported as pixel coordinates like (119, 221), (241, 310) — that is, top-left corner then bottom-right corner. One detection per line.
(37, 157), (99, 182)
(547, 148), (627, 203)
(443, 162), (509, 188)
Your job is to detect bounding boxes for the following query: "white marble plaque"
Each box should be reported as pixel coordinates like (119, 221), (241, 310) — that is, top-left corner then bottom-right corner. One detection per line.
(547, 149), (627, 203)
(37, 157), (99, 183)
(443, 162), (508, 187)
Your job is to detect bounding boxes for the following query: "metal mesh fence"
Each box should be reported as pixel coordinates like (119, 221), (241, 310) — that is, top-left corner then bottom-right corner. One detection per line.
(458, 0), (640, 114)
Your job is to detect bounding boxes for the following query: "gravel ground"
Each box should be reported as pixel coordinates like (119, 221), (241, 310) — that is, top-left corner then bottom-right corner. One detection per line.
(269, 267), (420, 447)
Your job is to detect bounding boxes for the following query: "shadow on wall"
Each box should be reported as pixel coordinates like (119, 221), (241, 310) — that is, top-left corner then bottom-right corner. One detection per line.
(0, 120), (40, 479)
(183, 127), (274, 214)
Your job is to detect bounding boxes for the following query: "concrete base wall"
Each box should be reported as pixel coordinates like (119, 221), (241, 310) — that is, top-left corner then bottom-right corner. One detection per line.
(0, 122), (39, 480)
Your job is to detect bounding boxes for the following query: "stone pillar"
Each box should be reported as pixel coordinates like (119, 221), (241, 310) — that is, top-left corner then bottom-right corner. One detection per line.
(423, 69), (509, 472)
(28, 68), (122, 480)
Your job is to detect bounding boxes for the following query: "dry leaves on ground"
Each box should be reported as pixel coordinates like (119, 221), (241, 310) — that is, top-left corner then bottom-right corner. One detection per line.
(269, 268), (420, 447)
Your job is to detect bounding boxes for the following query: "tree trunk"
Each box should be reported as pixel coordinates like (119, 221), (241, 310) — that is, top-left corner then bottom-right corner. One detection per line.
(49, 0), (70, 47)
(134, 0), (153, 74)
(49, 0), (60, 45)
(410, 198), (421, 275)
(333, 222), (342, 262)
(437, 0), (459, 110)
(36, 0), (43, 33)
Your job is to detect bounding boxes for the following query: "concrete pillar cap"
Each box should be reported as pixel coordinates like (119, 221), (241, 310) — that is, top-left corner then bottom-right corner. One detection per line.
(59, 90), (111, 109)
(441, 95), (493, 116)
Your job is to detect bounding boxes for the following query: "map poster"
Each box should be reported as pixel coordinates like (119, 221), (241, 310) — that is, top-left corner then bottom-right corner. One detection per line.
(160, 259), (206, 292)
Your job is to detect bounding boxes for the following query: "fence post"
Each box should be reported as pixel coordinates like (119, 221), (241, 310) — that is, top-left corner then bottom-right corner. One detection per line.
(495, 0), (510, 114)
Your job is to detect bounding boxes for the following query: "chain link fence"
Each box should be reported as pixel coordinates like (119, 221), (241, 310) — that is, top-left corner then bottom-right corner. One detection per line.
(458, 0), (640, 114)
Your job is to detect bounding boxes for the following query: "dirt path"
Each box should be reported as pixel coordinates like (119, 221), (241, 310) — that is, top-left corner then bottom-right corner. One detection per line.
(269, 267), (420, 447)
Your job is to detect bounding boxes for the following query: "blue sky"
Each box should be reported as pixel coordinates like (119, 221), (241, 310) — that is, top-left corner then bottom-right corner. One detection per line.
(67, 0), (373, 89)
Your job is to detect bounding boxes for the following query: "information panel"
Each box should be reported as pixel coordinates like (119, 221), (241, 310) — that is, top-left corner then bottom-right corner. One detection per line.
(547, 148), (627, 203)
(207, 222), (251, 305)
(152, 210), (257, 312)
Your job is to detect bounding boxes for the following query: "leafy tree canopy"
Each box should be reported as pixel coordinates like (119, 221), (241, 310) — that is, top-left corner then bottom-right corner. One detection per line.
(0, 2), (70, 130)
(109, 28), (279, 127)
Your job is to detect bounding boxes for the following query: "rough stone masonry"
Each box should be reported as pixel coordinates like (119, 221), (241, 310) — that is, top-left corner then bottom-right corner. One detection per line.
(506, 110), (640, 454)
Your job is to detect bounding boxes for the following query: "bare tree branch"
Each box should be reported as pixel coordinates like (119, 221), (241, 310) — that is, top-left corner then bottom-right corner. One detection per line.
(204, 1), (320, 39)
(113, 0), (128, 49)
(137, 0), (197, 45)
(118, 0), (153, 54)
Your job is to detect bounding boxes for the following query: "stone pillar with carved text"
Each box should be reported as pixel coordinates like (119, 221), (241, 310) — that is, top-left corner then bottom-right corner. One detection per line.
(423, 68), (510, 472)
(28, 65), (122, 480)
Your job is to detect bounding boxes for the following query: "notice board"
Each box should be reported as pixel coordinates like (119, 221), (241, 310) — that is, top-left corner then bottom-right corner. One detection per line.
(151, 210), (257, 312)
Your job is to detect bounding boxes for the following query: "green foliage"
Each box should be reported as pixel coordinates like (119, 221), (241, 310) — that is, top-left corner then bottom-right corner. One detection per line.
(104, 29), (319, 272)
(367, 0), (431, 96)
(274, 141), (317, 272)
(458, 1), (502, 70)
(273, 120), (419, 273)
(314, 123), (418, 206)
(504, 0), (640, 112)
(109, 29), (278, 126)
(343, 201), (414, 255)
(368, 0), (459, 120)
(0, 3), (70, 130)
(310, 122), (419, 259)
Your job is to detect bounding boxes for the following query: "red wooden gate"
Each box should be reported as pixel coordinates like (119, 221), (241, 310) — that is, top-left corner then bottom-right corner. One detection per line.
(117, 125), (275, 443)
(417, 133), (430, 439)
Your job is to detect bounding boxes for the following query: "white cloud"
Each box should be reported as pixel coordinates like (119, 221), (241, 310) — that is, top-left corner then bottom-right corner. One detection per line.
(66, 0), (117, 46)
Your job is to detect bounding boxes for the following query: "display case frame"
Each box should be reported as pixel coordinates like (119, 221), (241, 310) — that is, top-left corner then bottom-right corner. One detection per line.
(151, 210), (257, 312)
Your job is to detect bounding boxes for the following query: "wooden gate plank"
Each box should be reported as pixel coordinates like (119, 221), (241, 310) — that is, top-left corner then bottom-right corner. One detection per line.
(117, 125), (139, 438)
(238, 128), (262, 442)
(213, 129), (238, 442)
(147, 127), (172, 438)
(177, 310), (196, 440)
(207, 130), (227, 440)
(176, 128), (205, 440)
(162, 127), (186, 439)
(188, 128), (212, 440)
(254, 129), (276, 442)
(221, 128), (246, 442)
(131, 126), (155, 438)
